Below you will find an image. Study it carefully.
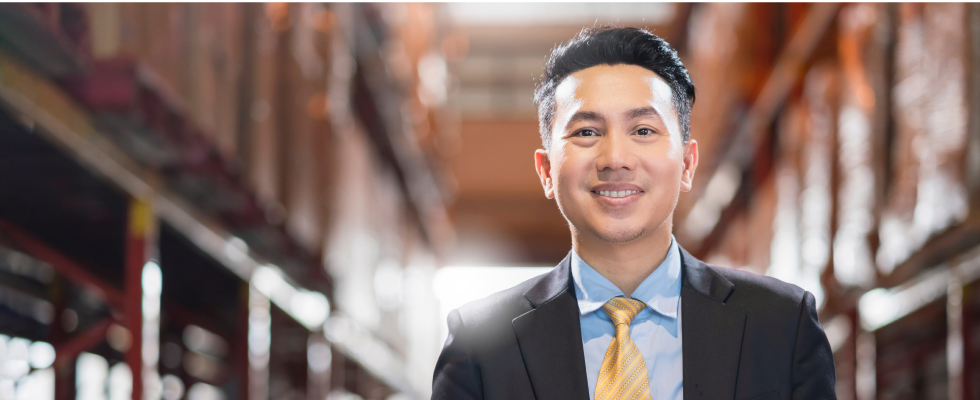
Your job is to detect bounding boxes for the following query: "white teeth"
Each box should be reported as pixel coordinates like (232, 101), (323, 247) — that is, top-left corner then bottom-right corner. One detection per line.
(596, 190), (639, 198)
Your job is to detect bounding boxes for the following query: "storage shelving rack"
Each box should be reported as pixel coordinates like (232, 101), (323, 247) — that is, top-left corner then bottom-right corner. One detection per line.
(0, 3), (445, 399)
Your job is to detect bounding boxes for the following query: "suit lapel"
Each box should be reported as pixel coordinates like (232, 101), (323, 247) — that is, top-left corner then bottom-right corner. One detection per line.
(680, 248), (746, 400)
(512, 254), (591, 400)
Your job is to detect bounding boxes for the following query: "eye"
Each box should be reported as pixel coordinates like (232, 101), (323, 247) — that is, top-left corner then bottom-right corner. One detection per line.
(574, 129), (599, 137)
(635, 128), (655, 136)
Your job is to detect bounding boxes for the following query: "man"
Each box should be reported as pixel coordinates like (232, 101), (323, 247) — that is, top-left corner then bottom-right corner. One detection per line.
(432, 27), (836, 400)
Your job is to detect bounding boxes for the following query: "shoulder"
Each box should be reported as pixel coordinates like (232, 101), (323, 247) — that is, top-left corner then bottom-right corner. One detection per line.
(709, 265), (807, 309)
(454, 271), (545, 330)
(681, 248), (809, 319)
(692, 262), (816, 339)
(680, 245), (808, 313)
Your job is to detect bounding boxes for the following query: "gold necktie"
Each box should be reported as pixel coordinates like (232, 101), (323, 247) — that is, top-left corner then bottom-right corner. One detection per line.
(595, 296), (651, 400)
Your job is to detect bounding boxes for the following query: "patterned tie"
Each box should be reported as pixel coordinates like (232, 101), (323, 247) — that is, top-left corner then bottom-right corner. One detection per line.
(595, 296), (651, 400)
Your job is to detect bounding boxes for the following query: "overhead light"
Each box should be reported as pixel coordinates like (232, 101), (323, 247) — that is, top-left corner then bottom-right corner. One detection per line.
(858, 268), (949, 331)
(28, 341), (55, 369)
(252, 265), (294, 306)
(291, 290), (330, 329)
(187, 382), (226, 400)
(142, 261), (163, 297)
(307, 342), (332, 373)
(223, 237), (248, 264)
(183, 325), (228, 358)
(252, 265), (331, 330)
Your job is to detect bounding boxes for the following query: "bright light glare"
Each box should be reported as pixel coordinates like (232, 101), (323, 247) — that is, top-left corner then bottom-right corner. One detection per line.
(247, 311), (271, 357)
(142, 260), (163, 394)
(252, 265), (295, 307)
(76, 353), (108, 400)
(0, 360), (28, 381)
(326, 391), (364, 400)
(373, 259), (403, 310)
(108, 363), (132, 400)
(183, 325), (229, 358)
(187, 382), (226, 400)
(14, 367), (54, 400)
(322, 315), (404, 388)
(142, 261), (163, 296)
(161, 375), (185, 400)
(434, 266), (551, 311)
(224, 237), (248, 263)
(6, 338), (29, 361)
(858, 268), (949, 330)
(2, 338), (30, 380)
(252, 265), (330, 329)
(28, 341), (55, 369)
(307, 342), (332, 373)
(248, 285), (272, 371)
(858, 288), (896, 330)
(291, 290), (330, 329)
(0, 379), (12, 399)
(433, 266), (551, 343)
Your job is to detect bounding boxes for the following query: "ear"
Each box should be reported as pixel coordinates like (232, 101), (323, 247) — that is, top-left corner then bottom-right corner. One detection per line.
(534, 149), (555, 199)
(680, 139), (699, 192)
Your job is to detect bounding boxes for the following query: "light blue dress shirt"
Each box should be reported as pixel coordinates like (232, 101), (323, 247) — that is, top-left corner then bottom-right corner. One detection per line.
(571, 236), (683, 400)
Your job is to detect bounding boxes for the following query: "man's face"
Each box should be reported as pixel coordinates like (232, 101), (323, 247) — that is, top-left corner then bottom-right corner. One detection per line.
(534, 64), (698, 244)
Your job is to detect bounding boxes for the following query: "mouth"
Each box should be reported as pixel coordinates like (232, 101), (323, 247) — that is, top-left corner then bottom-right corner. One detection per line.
(591, 189), (643, 198)
(588, 183), (645, 206)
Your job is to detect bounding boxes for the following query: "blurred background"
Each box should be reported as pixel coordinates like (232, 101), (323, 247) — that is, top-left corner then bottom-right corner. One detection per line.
(0, 2), (978, 400)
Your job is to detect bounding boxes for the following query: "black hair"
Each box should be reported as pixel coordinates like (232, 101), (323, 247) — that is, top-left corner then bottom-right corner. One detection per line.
(533, 26), (696, 149)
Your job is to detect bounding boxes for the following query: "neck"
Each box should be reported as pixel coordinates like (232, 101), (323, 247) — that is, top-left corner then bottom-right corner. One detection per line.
(572, 221), (673, 297)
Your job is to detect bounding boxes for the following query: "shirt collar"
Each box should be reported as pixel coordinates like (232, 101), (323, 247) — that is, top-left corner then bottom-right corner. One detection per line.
(570, 236), (682, 319)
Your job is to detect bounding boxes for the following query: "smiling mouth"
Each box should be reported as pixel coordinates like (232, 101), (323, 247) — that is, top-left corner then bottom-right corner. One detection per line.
(591, 190), (642, 198)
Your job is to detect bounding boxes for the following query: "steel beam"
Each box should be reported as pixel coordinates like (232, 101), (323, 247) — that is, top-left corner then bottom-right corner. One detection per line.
(0, 217), (125, 309)
(0, 28), (413, 397)
(124, 198), (154, 400)
(691, 3), (839, 255)
(52, 317), (113, 370)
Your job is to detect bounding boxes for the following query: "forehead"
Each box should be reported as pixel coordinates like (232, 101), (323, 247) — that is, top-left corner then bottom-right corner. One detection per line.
(554, 64), (677, 117)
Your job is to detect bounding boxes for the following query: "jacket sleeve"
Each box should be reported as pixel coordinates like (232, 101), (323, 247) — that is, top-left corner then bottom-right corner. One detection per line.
(791, 291), (837, 400)
(432, 308), (484, 400)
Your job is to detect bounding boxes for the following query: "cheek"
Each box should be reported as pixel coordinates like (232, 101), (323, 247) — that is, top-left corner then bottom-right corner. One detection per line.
(553, 168), (582, 201)
(551, 148), (585, 191)
(642, 157), (685, 190)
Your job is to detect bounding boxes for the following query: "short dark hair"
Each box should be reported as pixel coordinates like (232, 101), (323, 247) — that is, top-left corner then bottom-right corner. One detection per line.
(533, 26), (696, 149)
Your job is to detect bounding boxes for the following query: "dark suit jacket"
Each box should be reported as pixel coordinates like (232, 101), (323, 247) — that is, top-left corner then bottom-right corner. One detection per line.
(432, 247), (836, 400)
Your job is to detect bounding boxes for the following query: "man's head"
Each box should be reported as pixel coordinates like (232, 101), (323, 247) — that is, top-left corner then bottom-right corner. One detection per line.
(534, 26), (696, 150)
(533, 27), (698, 246)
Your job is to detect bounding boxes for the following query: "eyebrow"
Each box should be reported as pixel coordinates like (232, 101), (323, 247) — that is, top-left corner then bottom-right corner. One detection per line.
(567, 111), (605, 126)
(566, 107), (662, 128)
(625, 107), (661, 121)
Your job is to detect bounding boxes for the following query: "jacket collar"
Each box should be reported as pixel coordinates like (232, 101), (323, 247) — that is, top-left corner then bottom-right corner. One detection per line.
(680, 246), (735, 302)
(513, 247), (746, 400)
(523, 245), (735, 306)
(522, 252), (575, 308)
(679, 246), (745, 400)
(512, 253), (591, 400)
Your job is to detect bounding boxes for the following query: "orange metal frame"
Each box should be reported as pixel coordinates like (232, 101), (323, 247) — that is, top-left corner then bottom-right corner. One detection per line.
(0, 198), (154, 400)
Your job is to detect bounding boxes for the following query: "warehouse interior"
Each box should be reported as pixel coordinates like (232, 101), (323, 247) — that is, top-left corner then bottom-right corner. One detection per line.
(0, 3), (979, 400)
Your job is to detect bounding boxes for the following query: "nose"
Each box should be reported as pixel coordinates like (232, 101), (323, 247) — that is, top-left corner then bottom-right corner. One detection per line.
(595, 131), (637, 174)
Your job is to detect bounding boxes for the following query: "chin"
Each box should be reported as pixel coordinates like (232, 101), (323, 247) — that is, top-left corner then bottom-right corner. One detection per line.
(587, 224), (645, 243)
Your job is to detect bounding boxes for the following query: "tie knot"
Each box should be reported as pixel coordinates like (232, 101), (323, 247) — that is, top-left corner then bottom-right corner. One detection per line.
(602, 296), (646, 326)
